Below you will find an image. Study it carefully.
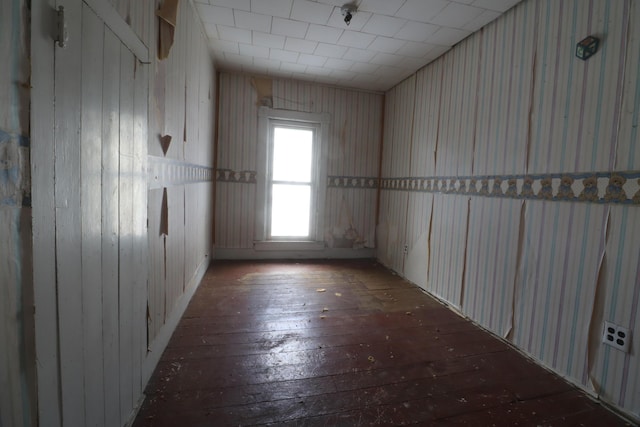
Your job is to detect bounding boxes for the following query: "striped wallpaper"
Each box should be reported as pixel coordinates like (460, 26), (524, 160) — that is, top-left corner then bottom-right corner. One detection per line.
(379, 0), (640, 421)
(215, 73), (384, 250)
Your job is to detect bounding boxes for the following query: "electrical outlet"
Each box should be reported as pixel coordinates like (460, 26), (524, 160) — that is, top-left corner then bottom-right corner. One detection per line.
(602, 321), (631, 353)
(403, 244), (408, 255)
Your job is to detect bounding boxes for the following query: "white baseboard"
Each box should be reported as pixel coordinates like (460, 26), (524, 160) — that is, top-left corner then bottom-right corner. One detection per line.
(214, 247), (376, 260)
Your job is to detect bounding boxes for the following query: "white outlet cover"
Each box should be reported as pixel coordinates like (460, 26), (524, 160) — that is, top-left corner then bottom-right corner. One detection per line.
(602, 321), (631, 353)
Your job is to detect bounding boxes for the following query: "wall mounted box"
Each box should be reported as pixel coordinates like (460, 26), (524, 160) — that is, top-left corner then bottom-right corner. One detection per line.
(576, 36), (599, 60)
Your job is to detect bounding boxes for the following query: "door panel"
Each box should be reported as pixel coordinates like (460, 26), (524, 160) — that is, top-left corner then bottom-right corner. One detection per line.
(50, 2), (149, 426)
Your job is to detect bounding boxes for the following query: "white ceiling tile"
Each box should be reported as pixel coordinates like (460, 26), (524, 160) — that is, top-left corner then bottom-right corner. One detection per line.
(332, 69), (357, 80)
(463, 9), (501, 31)
(280, 61), (308, 73)
(371, 52), (404, 66)
(314, 42), (348, 58)
(238, 43), (270, 58)
(224, 52), (254, 66)
(270, 48), (299, 63)
(343, 47), (376, 62)
(234, 10), (272, 32)
(369, 36), (406, 54)
(203, 24), (219, 39)
(305, 24), (343, 44)
(395, 41), (433, 58)
(211, 39), (240, 54)
(325, 57), (354, 71)
(250, 0), (293, 18)
(326, 8), (373, 31)
(472, 0), (521, 12)
(337, 31), (375, 48)
(272, 17), (309, 38)
(252, 57), (283, 70)
(361, 14), (407, 37)
(291, 0), (334, 25)
(209, 0), (250, 11)
(284, 37), (318, 53)
(217, 26), (253, 44)
(428, 27), (471, 46)
(394, 21), (440, 42)
(298, 53), (329, 67)
(358, 0), (405, 16)
(398, 56), (428, 70)
(305, 65), (333, 76)
(252, 31), (286, 49)
(312, 0), (345, 7)
(395, 0), (449, 23)
(424, 44), (451, 60)
(430, 3), (484, 28)
(195, 4), (234, 25)
(350, 62), (379, 74)
(194, 0), (523, 91)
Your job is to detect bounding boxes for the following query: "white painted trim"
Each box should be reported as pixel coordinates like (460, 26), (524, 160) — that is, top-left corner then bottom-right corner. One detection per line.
(31, 0), (63, 424)
(83, 0), (150, 63)
(254, 241), (325, 251)
(142, 255), (210, 383)
(255, 107), (330, 242)
(214, 247), (375, 260)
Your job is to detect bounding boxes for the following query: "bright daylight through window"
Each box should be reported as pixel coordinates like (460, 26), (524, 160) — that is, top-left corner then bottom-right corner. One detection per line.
(269, 127), (314, 238)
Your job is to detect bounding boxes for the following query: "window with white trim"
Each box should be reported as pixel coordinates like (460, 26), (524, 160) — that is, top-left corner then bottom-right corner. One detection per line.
(256, 108), (329, 246)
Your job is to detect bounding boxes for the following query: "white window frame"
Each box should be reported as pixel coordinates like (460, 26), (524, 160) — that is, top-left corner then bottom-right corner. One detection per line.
(255, 107), (329, 248)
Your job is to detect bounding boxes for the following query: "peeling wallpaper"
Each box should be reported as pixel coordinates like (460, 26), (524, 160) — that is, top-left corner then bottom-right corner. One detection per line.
(215, 73), (383, 251)
(379, 0), (639, 420)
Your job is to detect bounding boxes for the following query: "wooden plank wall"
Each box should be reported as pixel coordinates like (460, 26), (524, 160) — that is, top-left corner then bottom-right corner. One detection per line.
(0, 0), (36, 426)
(29, 0), (215, 426)
(215, 73), (383, 252)
(377, 0), (640, 421)
(145, 0), (215, 376)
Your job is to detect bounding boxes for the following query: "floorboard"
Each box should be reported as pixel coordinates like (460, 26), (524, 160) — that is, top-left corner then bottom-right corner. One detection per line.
(133, 260), (633, 426)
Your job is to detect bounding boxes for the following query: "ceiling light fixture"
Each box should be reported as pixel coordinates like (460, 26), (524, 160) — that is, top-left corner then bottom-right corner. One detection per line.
(341, 4), (357, 26)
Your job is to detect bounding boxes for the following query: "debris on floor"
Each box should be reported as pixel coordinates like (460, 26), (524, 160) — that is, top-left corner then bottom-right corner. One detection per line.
(316, 288), (326, 292)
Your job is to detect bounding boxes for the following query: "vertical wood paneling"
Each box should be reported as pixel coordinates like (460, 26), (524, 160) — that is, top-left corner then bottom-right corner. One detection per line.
(31, 0), (61, 423)
(434, 39), (477, 177)
(462, 198), (522, 337)
(54, 0), (85, 424)
(591, 206), (640, 415)
(132, 54), (149, 394)
(101, 27), (122, 427)
(473, 4), (533, 175)
(118, 44), (136, 425)
(378, 0), (640, 420)
(80, 7), (105, 426)
(217, 74), (383, 251)
(617, 0), (640, 171)
(427, 195), (468, 308)
(410, 64), (440, 177)
(145, 0), (215, 368)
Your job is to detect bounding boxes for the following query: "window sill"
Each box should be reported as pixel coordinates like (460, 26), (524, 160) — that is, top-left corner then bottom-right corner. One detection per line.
(253, 241), (325, 251)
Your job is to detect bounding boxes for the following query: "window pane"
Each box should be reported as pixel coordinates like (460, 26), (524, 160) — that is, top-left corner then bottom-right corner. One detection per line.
(270, 184), (310, 237)
(273, 127), (312, 182)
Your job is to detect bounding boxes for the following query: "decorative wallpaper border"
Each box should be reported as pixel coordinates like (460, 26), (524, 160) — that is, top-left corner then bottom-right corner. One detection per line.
(216, 169), (257, 184)
(327, 176), (379, 189)
(380, 171), (640, 205)
(214, 169), (640, 205)
(148, 156), (214, 189)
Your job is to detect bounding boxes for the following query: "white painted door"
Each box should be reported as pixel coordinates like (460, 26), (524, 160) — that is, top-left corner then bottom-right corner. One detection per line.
(33, 1), (149, 426)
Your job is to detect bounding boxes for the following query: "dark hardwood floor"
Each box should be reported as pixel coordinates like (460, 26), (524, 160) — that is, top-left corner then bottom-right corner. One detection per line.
(133, 259), (632, 426)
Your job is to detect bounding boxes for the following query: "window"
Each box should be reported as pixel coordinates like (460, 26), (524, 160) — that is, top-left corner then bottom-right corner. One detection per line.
(269, 125), (314, 238)
(256, 108), (329, 246)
